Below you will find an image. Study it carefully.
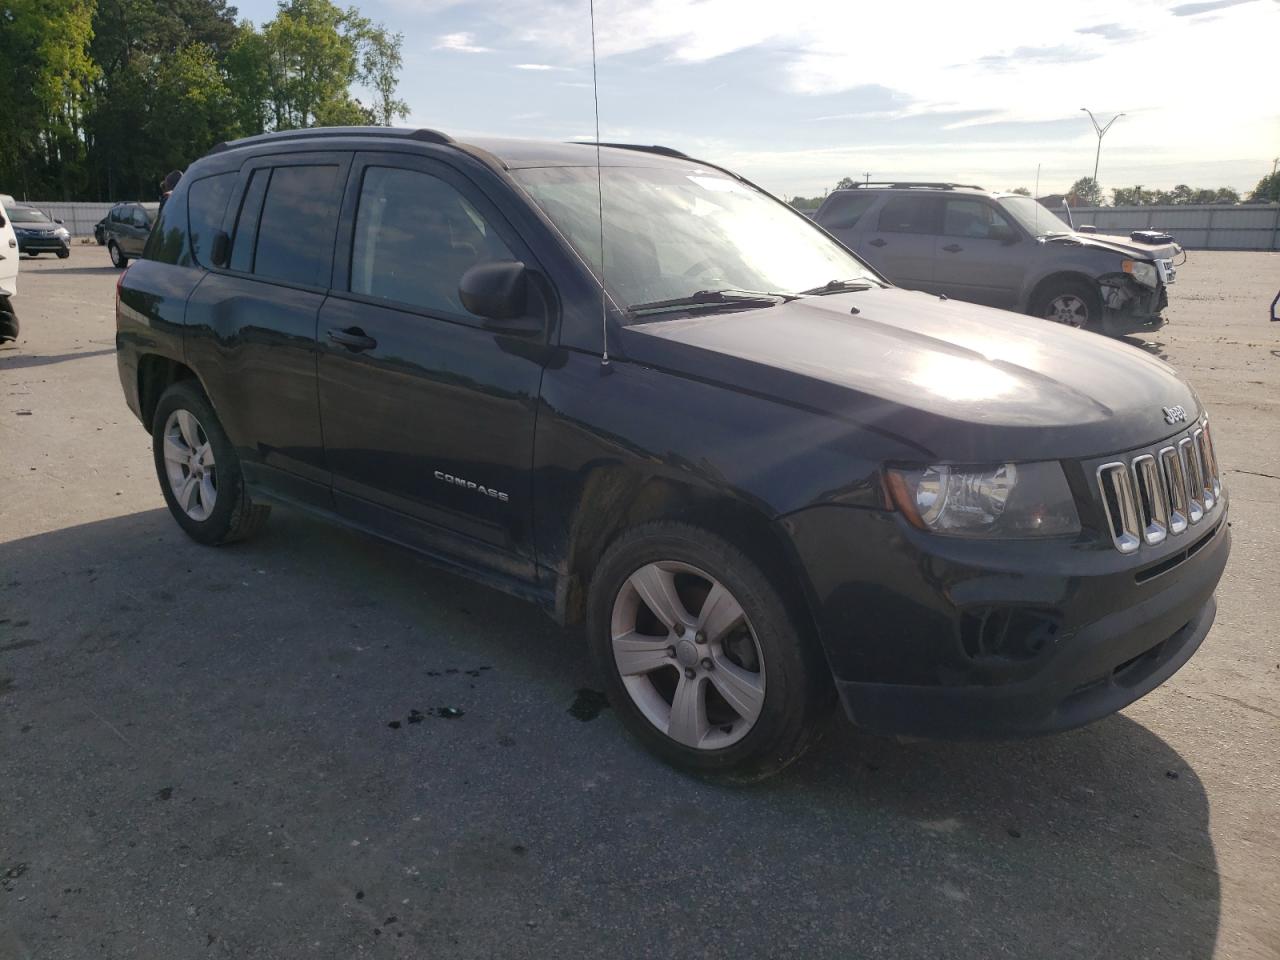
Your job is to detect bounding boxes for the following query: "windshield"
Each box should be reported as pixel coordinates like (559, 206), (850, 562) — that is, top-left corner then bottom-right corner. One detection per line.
(512, 165), (881, 313)
(997, 196), (1073, 237)
(6, 206), (50, 224)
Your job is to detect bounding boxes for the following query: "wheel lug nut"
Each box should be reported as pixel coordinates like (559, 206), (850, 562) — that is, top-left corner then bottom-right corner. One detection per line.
(665, 646), (676, 658)
(684, 667), (695, 680)
(694, 631), (706, 644)
(701, 658), (713, 670)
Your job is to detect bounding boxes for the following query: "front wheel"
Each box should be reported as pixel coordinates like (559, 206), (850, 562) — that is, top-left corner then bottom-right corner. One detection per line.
(151, 381), (269, 545)
(587, 522), (831, 781)
(56, 249), (70, 259)
(108, 241), (127, 268)
(1031, 279), (1100, 330)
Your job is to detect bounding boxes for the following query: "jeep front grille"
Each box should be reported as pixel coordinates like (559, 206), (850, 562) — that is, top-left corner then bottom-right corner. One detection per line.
(1096, 419), (1222, 554)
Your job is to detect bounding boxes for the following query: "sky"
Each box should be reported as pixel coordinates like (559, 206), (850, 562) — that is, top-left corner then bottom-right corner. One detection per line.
(234, 0), (1280, 200)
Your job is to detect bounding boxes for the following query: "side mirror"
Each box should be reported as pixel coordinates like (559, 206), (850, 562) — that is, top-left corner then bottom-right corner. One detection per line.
(210, 230), (230, 268)
(991, 225), (1019, 245)
(459, 260), (531, 324)
(54, 218), (64, 225)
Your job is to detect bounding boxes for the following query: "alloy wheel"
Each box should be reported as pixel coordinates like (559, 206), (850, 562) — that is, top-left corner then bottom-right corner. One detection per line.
(1046, 294), (1088, 327)
(162, 409), (217, 521)
(610, 560), (766, 750)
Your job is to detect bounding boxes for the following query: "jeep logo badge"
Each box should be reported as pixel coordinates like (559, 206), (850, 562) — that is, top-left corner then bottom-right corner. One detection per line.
(1162, 405), (1188, 425)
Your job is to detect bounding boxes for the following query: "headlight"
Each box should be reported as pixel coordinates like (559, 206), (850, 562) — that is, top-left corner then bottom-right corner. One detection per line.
(885, 461), (1081, 538)
(55, 227), (69, 238)
(1122, 260), (1158, 287)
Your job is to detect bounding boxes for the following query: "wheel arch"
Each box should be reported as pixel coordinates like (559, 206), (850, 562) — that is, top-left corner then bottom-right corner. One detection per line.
(1026, 270), (1099, 314)
(137, 354), (203, 430)
(558, 470), (820, 644)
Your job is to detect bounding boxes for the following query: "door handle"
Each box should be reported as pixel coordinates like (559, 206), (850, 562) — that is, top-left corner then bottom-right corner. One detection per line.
(868, 238), (887, 248)
(942, 243), (963, 253)
(328, 327), (378, 352)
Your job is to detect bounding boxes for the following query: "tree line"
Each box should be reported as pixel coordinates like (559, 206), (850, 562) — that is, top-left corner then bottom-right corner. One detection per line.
(1, 0), (408, 202)
(789, 170), (1278, 211)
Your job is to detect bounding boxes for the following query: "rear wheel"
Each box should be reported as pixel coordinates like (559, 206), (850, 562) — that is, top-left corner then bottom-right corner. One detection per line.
(151, 381), (269, 545)
(1032, 278), (1100, 329)
(108, 240), (127, 268)
(587, 522), (830, 781)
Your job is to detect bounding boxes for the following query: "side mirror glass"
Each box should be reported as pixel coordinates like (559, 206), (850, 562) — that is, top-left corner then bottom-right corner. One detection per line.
(459, 260), (531, 324)
(210, 230), (230, 268)
(991, 225), (1019, 245)
(54, 218), (64, 225)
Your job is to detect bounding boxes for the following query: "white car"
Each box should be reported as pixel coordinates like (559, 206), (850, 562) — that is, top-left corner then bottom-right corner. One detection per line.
(0, 192), (18, 342)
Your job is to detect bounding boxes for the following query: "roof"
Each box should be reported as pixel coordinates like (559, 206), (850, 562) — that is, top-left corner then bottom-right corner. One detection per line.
(207, 126), (711, 172)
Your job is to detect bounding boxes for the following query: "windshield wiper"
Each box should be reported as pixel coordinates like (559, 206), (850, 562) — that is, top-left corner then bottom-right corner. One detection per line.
(627, 288), (791, 316)
(797, 278), (877, 296)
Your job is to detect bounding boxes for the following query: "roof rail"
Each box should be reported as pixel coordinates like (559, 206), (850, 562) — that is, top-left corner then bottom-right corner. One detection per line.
(846, 181), (984, 191)
(569, 141), (691, 160)
(208, 126), (453, 155)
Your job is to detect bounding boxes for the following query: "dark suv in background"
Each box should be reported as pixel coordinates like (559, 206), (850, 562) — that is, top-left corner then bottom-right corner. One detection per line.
(813, 183), (1179, 337)
(115, 128), (1229, 779)
(103, 201), (159, 267)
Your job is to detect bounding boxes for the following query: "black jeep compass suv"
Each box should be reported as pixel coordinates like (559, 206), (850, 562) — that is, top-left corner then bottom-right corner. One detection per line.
(115, 127), (1229, 779)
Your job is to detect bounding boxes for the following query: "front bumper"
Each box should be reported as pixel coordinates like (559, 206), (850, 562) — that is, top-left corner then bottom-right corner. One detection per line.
(17, 235), (70, 254)
(1100, 276), (1169, 337)
(781, 496), (1229, 739)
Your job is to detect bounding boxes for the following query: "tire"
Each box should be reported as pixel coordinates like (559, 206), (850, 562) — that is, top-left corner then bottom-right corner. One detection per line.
(587, 522), (831, 781)
(57, 249), (70, 259)
(1031, 278), (1100, 330)
(108, 240), (127, 268)
(151, 380), (270, 546)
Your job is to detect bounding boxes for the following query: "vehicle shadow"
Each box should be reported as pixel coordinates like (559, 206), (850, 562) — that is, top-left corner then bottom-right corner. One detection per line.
(21, 265), (119, 276)
(0, 347), (115, 369)
(0, 506), (1220, 959)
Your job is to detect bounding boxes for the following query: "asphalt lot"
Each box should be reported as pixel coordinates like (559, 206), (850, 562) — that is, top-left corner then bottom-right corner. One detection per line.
(2, 245), (1278, 959)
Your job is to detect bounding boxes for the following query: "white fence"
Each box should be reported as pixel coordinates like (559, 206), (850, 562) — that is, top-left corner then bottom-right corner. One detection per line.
(8, 201), (115, 239)
(1065, 203), (1280, 250)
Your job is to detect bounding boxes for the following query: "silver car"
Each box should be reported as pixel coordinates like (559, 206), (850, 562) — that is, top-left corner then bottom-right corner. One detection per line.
(813, 182), (1179, 337)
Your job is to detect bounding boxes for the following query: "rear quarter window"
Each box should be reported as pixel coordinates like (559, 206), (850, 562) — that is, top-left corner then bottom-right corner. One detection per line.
(186, 172), (238, 267)
(819, 193), (877, 230)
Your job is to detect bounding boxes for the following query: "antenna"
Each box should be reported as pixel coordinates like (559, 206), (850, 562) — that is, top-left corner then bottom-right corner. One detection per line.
(1034, 163), (1040, 237)
(589, 0), (609, 368)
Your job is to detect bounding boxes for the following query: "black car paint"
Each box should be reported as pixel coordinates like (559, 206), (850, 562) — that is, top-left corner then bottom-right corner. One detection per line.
(116, 131), (1228, 738)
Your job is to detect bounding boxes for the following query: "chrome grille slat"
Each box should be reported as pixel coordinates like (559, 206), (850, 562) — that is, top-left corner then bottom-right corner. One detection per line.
(1096, 418), (1222, 554)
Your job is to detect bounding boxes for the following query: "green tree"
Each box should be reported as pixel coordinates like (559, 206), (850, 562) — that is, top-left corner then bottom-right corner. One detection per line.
(1008, 187), (1031, 196)
(261, 0), (369, 130)
(834, 176), (858, 191)
(1067, 176), (1102, 206)
(1249, 172), (1280, 203)
(0, 0), (99, 198)
(360, 25), (408, 126)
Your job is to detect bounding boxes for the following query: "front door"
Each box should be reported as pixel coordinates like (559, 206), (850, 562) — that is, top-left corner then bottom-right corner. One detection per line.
(316, 153), (547, 579)
(857, 194), (940, 292)
(931, 197), (1030, 309)
(184, 153), (350, 500)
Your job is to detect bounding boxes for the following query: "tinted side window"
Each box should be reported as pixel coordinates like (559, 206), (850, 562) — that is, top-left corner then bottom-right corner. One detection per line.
(877, 196), (939, 234)
(109, 205), (126, 224)
(349, 166), (514, 314)
(144, 193), (188, 264)
(252, 165), (341, 287)
(230, 169), (269, 274)
(187, 172), (237, 267)
(820, 193), (877, 230)
(131, 207), (150, 227)
(942, 198), (1013, 239)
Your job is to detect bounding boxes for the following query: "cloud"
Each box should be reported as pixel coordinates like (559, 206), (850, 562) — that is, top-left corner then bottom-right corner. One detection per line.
(1075, 22), (1140, 40)
(977, 44), (1099, 69)
(513, 63), (558, 70)
(1169, 0), (1257, 14)
(434, 32), (492, 53)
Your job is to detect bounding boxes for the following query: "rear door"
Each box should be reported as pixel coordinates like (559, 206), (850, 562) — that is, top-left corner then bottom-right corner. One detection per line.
(857, 194), (940, 291)
(316, 151), (547, 578)
(124, 205), (151, 256)
(185, 152), (350, 503)
(931, 197), (1030, 309)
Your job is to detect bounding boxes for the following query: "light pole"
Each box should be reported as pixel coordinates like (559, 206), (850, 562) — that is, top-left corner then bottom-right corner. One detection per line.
(1081, 107), (1124, 199)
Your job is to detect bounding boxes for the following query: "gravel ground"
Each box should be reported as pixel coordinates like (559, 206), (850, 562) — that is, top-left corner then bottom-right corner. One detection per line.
(1, 246), (1278, 960)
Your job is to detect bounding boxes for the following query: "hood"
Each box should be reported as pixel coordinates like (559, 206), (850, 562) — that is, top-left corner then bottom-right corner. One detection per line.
(1046, 232), (1179, 261)
(621, 288), (1200, 463)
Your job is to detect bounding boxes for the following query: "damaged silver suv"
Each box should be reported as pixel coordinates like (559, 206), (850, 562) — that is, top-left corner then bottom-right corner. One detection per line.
(814, 182), (1179, 337)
